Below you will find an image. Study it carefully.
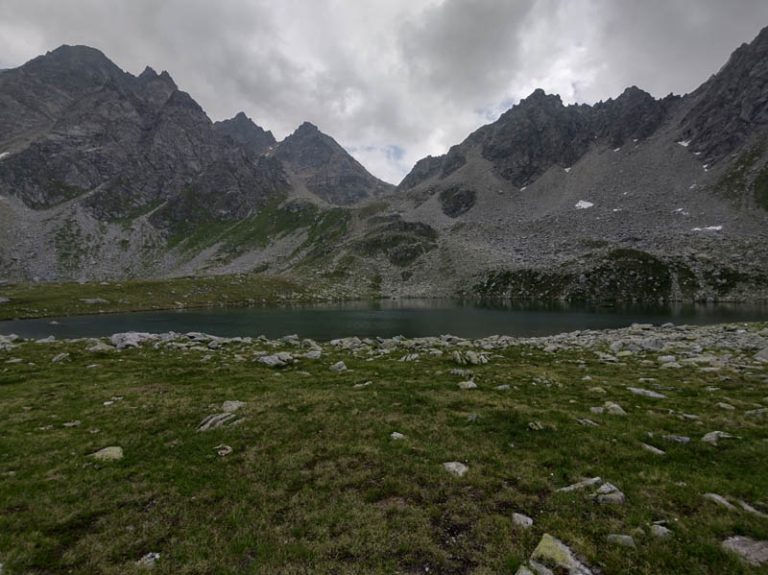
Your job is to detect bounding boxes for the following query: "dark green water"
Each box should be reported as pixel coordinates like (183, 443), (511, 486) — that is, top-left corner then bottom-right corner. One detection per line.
(1, 300), (768, 341)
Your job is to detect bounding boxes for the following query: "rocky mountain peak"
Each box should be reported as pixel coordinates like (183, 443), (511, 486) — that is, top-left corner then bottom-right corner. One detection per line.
(213, 112), (276, 155)
(273, 122), (394, 205)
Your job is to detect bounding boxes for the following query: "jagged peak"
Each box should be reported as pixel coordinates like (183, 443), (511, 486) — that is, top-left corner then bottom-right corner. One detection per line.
(295, 121), (320, 134)
(139, 66), (158, 79)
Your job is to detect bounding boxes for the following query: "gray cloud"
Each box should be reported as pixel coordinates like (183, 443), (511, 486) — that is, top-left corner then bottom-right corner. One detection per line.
(1, 0), (767, 183)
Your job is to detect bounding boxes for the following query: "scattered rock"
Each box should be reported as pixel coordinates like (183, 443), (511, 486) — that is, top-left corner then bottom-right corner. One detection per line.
(738, 500), (768, 519)
(721, 536), (768, 566)
(717, 402), (736, 410)
(214, 444), (233, 456)
(0, 296), (9, 304)
(258, 352), (294, 368)
(595, 482), (625, 505)
(577, 418), (599, 427)
(627, 387), (667, 399)
(197, 413), (237, 432)
(745, 407), (768, 419)
(452, 350), (488, 366)
(606, 534), (636, 548)
(353, 380), (372, 389)
(604, 401), (627, 415)
(528, 421), (545, 431)
(63, 420), (81, 428)
(641, 442), (665, 455)
(221, 400), (246, 413)
(136, 551), (161, 569)
(90, 446), (124, 461)
(663, 434), (691, 444)
(458, 380), (477, 390)
(443, 461), (469, 477)
(701, 430), (736, 445)
(390, 432), (405, 440)
(703, 493), (737, 510)
(110, 332), (154, 350)
(517, 533), (596, 575)
(588, 386), (607, 394)
(51, 352), (70, 363)
(330, 361), (347, 373)
(754, 348), (768, 362)
(87, 341), (114, 353)
(650, 524), (673, 538)
(303, 349), (322, 360)
(512, 512), (533, 529)
(558, 477), (602, 492)
(495, 384), (511, 390)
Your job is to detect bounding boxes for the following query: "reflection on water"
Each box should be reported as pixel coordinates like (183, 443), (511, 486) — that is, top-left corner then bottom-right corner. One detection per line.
(1, 299), (767, 341)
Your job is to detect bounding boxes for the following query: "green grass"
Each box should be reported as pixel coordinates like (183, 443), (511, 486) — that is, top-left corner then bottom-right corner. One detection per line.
(0, 274), (309, 320)
(1, 332), (767, 573)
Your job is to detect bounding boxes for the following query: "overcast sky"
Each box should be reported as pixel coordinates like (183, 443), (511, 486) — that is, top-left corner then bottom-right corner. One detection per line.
(1, 0), (767, 183)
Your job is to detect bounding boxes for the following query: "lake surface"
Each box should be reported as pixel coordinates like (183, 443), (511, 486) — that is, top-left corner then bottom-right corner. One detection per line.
(2, 300), (768, 341)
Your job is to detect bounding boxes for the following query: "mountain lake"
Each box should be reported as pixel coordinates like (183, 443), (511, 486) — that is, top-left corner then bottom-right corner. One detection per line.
(2, 299), (768, 340)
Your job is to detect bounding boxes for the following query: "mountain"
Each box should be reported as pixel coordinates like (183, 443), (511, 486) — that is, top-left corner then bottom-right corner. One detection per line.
(0, 45), (389, 281)
(272, 122), (394, 206)
(213, 112), (276, 156)
(315, 25), (768, 301)
(1, 28), (768, 302)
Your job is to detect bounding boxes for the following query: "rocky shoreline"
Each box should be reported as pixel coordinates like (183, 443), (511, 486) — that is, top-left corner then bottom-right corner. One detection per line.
(2, 321), (767, 366)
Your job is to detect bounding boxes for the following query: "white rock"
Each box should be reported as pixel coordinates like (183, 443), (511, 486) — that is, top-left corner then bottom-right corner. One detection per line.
(701, 430), (736, 445)
(90, 446), (124, 461)
(703, 493), (737, 510)
(443, 461), (469, 477)
(110, 332), (155, 349)
(51, 352), (70, 363)
(330, 361), (347, 373)
(458, 380), (477, 390)
(221, 400), (246, 413)
(721, 536), (768, 566)
(604, 401), (627, 416)
(641, 442), (665, 455)
(136, 551), (161, 568)
(627, 386), (666, 399)
(512, 512), (533, 529)
(651, 524), (673, 538)
(558, 477), (602, 492)
(390, 432), (405, 440)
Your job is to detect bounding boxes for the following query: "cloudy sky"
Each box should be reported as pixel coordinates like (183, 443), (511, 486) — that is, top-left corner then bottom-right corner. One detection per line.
(1, 0), (767, 183)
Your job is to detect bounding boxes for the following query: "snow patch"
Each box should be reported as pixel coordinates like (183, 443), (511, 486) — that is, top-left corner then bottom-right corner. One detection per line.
(575, 200), (594, 210)
(674, 208), (690, 216)
(520, 186), (527, 192)
(612, 208), (623, 213)
(564, 167), (571, 173)
(692, 225), (723, 232)
(613, 147), (621, 153)
(0, 152), (9, 161)
(677, 140), (691, 147)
